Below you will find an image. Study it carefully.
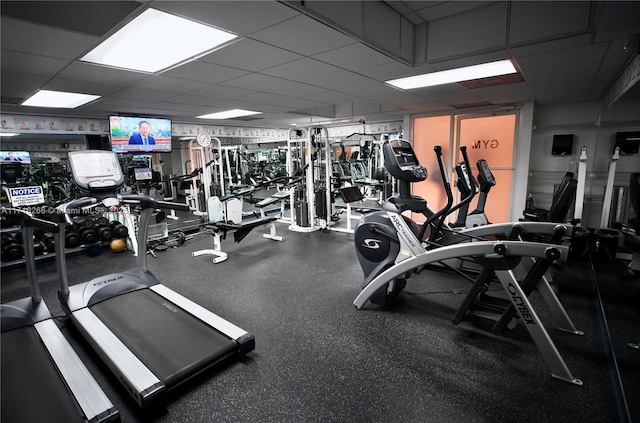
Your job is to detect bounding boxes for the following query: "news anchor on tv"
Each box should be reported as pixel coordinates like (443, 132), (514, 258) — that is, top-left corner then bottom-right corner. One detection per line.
(128, 120), (156, 145)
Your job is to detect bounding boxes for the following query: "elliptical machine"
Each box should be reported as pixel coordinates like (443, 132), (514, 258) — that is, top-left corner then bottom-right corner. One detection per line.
(352, 139), (583, 385)
(353, 139), (446, 304)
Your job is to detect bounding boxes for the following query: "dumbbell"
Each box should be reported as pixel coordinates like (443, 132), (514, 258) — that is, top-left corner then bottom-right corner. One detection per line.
(12, 231), (44, 256)
(39, 233), (56, 254)
(92, 216), (114, 242)
(110, 221), (129, 239)
(65, 227), (81, 249)
(75, 222), (98, 245)
(33, 229), (54, 255)
(1, 233), (24, 261)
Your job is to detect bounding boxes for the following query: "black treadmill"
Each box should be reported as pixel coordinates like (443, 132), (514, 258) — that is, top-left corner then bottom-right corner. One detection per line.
(58, 150), (255, 412)
(1, 207), (118, 423)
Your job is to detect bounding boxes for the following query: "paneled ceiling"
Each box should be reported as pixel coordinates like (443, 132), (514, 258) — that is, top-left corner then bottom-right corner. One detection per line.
(1, 1), (639, 130)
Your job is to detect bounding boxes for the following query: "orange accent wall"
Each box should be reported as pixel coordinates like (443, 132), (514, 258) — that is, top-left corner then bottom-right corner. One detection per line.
(412, 116), (451, 221)
(413, 113), (516, 224)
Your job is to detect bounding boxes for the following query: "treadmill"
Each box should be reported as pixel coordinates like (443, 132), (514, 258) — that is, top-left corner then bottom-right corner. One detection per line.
(1, 207), (118, 423)
(58, 150), (255, 412)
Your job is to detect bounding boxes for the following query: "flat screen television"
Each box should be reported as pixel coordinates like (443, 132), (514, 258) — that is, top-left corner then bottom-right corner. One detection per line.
(615, 131), (640, 155)
(0, 151), (31, 164)
(109, 116), (172, 153)
(551, 134), (574, 156)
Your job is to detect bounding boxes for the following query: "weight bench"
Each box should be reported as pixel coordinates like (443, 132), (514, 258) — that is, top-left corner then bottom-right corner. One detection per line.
(192, 193), (284, 264)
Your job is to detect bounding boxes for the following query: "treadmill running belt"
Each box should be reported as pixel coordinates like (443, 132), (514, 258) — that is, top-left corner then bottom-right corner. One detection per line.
(90, 289), (236, 387)
(2, 327), (83, 423)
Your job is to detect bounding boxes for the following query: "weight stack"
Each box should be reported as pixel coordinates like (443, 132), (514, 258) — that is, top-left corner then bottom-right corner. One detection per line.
(295, 201), (309, 227)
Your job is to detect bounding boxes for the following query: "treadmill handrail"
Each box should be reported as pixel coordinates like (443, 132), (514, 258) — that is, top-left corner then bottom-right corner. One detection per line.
(1, 207), (59, 232)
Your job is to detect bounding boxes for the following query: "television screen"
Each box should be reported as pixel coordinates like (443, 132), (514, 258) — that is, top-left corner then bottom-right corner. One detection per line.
(551, 134), (574, 156)
(109, 116), (172, 153)
(615, 131), (640, 155)
(1, 151), (31, 164)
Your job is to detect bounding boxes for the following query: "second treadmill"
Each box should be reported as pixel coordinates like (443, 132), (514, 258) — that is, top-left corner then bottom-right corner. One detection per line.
(58, 150), (255, 412)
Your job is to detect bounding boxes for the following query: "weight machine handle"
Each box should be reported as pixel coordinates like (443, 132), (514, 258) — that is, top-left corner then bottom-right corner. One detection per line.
(119, 194), (190, 212)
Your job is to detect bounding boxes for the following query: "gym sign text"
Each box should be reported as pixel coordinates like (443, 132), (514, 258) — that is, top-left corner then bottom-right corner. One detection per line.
(471, 139), (499, 149)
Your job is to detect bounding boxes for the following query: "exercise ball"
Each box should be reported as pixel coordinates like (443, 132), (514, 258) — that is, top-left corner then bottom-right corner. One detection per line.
(110, 239), (126, 253)
(85, 243), (102, 257)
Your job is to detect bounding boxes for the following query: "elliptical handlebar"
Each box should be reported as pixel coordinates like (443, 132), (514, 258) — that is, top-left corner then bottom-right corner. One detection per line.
(445, 146), (478, 224)
(421, 146), (455, 241)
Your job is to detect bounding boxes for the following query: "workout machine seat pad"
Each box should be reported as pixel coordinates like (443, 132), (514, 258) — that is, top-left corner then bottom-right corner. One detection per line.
(90, 289), (236, 387)
(2, 327), (82, 423)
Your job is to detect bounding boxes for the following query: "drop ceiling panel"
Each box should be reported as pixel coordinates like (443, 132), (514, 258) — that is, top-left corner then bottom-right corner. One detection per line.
(162, 61), (250, 84)
(1, 71), (50, 90)
(509, 1), (592, 45)
(1, 50), (69, 77)
(517, 44), (609, 104)
(312, 43), (399, 73)
(200, 38), (303, 72)
(42, 77), (124, 97)
(1, 17), (98, 60)
(354, 60), (426, 81)
(471, 82), (536, 104)
(55, 61), (150, 86)
(111, 87), (179, 102)
(153, 0), (299, 36)
(593, 3), (640, 42)
(189, 85), (255, 100)
(149, 93), (226, 108)
(261, 58), (374, 90)
(586, 44), (634, 101)
(132, 75), (209, 94)
(221, 73), (325, 97)
(144, 102), (207, 114)
(348, 82), (431, 106)
(0, 1), (140, 37)
(508, 34), (593, 58)
(427, 2), (508, 61)
(250, 15), (357, 56)
(415, 1), (500, 22)
(297, 90), (359, 105)
(234, 91), (329, 110)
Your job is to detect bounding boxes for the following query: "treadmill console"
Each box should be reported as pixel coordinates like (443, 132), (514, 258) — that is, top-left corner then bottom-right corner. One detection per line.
(68, 150), (124, 192)
(383, 139), (427, 182)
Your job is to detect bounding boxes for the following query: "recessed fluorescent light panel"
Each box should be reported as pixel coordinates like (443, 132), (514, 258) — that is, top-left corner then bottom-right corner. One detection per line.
(81, 8), (237, 73)
(0, 133), (20, 137)
(22, 90), (101, 108)
(197, 109), (262, 119)
(386, 59), (517, 89)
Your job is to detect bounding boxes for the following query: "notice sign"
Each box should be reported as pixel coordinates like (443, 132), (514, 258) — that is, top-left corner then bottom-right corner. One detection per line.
(9, 186), (45, 207)
(134, 167), (152, 181)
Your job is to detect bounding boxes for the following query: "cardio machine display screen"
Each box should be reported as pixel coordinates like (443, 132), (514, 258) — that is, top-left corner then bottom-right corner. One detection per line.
(392, 147), (418, 167)
(68, 151), (124, 189)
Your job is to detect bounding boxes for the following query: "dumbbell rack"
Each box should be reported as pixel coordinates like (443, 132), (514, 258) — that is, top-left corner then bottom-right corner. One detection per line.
(1, 206), (136, 269)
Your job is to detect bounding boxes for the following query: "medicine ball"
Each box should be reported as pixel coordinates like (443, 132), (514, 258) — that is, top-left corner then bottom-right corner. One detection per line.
(110, 238), (126, 253)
